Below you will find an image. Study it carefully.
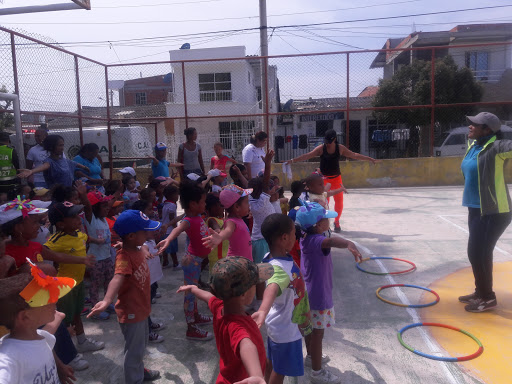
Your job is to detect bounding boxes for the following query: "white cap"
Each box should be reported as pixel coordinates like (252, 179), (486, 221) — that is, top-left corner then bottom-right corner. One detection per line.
(186, 173), (201, 181)
(119, 167), (136, 177)
(0, 200), (51, 225)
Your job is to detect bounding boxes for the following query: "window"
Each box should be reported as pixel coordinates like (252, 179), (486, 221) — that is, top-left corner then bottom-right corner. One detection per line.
(465, 51), (489, 81)
(218, 121), (255, 150)
(135, 92), (147, 105)
(199, 73), (232, 102)
(445, 134), (466, 146)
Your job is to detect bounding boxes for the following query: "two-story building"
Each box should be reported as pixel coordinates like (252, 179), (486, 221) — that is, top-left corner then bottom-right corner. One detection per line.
(119, 74), (173, 107)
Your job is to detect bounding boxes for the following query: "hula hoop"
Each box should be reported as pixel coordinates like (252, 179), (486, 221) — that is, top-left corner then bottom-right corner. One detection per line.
(398, 322), (484, 362)
(356, 256), (416, 275)
(376, 284), (440, 308)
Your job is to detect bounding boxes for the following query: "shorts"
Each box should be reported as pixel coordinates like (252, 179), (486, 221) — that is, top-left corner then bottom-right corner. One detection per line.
(57, 282), (85, 325)
(267, 337), (304, 377)
(311, 308), (335, 329)
(166, 238), (178, 254)
(252, 238), (269, 263)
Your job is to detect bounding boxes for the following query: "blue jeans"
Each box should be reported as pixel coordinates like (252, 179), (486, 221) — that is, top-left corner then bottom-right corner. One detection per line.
(54, 321), (78, 365)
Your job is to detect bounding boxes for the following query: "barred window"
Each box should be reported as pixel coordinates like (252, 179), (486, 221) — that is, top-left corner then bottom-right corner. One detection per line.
(199, 73), (232, 102)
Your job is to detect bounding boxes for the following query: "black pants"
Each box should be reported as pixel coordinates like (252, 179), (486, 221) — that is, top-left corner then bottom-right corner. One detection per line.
(467, 208), (511, 300)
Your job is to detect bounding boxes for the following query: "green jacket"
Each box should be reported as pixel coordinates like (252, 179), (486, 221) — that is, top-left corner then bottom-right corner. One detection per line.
(464, 136), (512, 216)
(0, 145), (17, 182)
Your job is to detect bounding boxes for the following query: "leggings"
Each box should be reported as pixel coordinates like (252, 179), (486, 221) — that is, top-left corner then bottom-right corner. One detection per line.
(324, 175), (343, 225)
(89, 258), (115, 306)
(182, 254), (204, 324)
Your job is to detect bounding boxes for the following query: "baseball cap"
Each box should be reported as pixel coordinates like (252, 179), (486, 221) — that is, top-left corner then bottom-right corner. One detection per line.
(0, 198), (51, 225)
(324, 129), (337, 143)
(87, 191), (113, 206)
(155, 142), (167, 150)
(208, 169), (227, 178)
(209, 256), (274, 300)
(467, 112), (502, 133)
(112, 200), (124, 207)
(119, 167), (136, 177)
(48, 201), (84, 225)
(186, 173), (201, 181)
(113, 209), (161, 238)
(20, 259), (76, 307)
(295, 201), (338, 230)
(219, 184), (252, 209)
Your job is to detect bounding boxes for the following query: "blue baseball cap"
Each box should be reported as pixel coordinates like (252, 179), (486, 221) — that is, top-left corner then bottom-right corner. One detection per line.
(113, 210), (161, 237)
(155, 142), (167, 150)
(295, 201), (337, 230)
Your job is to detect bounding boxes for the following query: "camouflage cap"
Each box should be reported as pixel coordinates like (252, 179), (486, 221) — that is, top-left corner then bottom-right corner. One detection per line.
(210, 256), (274, 300)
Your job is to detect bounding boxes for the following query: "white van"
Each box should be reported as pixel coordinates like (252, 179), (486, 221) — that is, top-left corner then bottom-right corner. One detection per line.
(11, 125), (153, 167)
(434, 125), (512, 157)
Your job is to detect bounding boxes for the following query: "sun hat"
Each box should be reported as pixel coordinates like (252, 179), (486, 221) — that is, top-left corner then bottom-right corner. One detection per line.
(208, 169), (227, 178)
(466, 112), (502, 133)
(155, 142), (167, 150)
(48, 201), (84, 225)
(113, 209), (161, 238)
(219, 184), (252, 209)
(209, 256), (274, 300)
(0, 198), (51, 225)
(295, 201), (338, 230)
(186, 173), (201, 181)
(119, 167), (136, 177)
(87, 191), (113, 206)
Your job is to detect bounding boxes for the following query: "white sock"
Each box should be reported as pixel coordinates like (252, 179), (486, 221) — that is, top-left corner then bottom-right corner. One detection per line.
(76, 333), (86, 344)
(312, 369), (322, 375)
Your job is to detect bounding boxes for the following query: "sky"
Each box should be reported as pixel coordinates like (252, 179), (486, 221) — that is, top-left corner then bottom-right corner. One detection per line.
(0, 0), (511, 107)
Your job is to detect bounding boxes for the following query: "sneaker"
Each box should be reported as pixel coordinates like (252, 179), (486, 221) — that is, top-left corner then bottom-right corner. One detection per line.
(84, 297), (92, 305)
(68, 354), (89, 371)
(173, 264), (182, 271)
(305, 354), (331, 367)
(465, 298), (497, 313)
(333, 225), (341, 233)
(150, 322), (166, 331)
(155, 292), (162, 299)
(91, 311), (110, 321)
(193, 313), (213, 325)
(151, 298), (156, 304)
(148, 332), (164, 343)
(310, 368), (341, 384)
(80, 308), (90, 316)
(106, 304), (116, 314)
(186, 325), (213, 341)
(458, 292), (478, 304)
(76, 338), (105, 353)
(143, 368), (160, 382)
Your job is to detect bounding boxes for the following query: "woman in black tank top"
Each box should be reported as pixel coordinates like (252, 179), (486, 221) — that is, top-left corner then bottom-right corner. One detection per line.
(286, 129), (378, 231)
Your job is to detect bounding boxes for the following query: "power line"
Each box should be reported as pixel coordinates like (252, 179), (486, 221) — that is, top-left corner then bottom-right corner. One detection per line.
(96, 0), (222, 8)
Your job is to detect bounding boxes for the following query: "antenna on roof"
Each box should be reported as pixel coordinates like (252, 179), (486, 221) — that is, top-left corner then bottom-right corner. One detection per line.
(412, 21), (416, 33)
(180, 43), (191, 50)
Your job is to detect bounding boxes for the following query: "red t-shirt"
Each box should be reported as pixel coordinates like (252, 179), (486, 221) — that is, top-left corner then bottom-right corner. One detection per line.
(6, 241), (43, 268)
(210, 155), (230, 172)
(208, 297), (266, 384)
(114, 248), (151, 323)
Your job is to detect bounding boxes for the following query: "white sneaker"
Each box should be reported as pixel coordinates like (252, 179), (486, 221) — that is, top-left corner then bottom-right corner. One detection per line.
(68, 355), (89, 371)
(310, 368), (341, 384)
(305, 354), (331, 367)
(149, 332), (164, 343)
(76, 338), (105, 353)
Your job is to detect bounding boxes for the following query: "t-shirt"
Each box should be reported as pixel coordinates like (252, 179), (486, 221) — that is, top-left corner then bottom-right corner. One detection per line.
(308, 192), (328, 208)
(161, 201), (177, 235)
(263, 254), (310, 344)
(0, 330), (60, 384)
(300, 234), (333, 311)
(271, 200), (282, 214)
(211, 184), (222, 194)
(73, 155), (102, 180)
(242, 144), (265, 177)
(45, 231), (88, 283)
(208, 297), (266, 384)
(152, 158), (170, 178)
(249, 193), (275, 241)
(145, 240), (163, 285)
(225, 217), (252, 260)
(106, 216), (121, 245)
(5, 241), (43, 268)
(184, 215), (210, 257)
(211, 155), (230, 172)
(461, 143), (483, 208)
(115, 247), (151, 323)
(44, 157), (77, 187)
(84, 214), (111, 261)
(26, 144), (48, 186)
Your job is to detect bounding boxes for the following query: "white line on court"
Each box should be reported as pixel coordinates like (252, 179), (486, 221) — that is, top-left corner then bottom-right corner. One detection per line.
(347, 240), (464, 384)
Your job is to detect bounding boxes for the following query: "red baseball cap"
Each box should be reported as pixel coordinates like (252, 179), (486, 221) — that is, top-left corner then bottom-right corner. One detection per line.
(87, 191), (113, 206)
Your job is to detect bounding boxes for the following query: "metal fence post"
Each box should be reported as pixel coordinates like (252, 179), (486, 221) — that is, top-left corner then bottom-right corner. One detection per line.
(10, 32), (19, 97)
(264, 56), (270, 152)
(430, 48), (435, 157)
(105, 66), (113, 178)
(181, 62), (189, 130)
(74, 55), (84, 147)
(346, 52), (350, 151)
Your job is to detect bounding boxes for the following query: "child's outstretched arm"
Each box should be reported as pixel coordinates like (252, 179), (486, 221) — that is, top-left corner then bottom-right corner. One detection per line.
(230, 165), (248, 188)
(237, 338), (265, 384)
(87, 273), (126, 317)
(251, 283), (279, 328)
(262, 149), (274, 192)
(42, 247), (95, 267)
(326, 184), (348, 197)
(156, 220), (189, 254)
(321, 237), (362, 262)
(176, 285), (214, 303)
(74, 180), (93, 224)
(202, 220), (236, 249)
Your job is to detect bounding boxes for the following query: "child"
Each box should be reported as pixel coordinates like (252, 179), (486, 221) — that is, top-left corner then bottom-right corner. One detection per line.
(157, 181), (213, 341)
(119, 167), (141, 190)
(289, 180), (305, 211)
(229, 163), (249, 188)
(161, 185), (181, 269)
(0, 261), (77, 384)
(210, 141), (236, 173)
(305, 173), (347, 211)
(152, 142), (183, 179)
(203, 184), (253, 261)
(177, 256), (273, 384)
(295, 202), (362, 384)
(205, 194), (228, 272)
(252, 213), (312, 384)
(122, 175), (139, 208)
(208, 168), (227, 194)
(88, 210), (162, 383)
(45, 200), (105, 354)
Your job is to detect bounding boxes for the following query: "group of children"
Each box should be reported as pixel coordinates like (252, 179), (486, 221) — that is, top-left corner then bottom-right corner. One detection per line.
(0, 137), (363, 384)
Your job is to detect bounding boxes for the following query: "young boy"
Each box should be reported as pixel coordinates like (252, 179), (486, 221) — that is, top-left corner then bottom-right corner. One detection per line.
(160, 184), (181, 269)
(252, 213), (312, 384)
(177, 256), (273, 384)
(0, 260), (76, 383)
(45, 200), (105, 353)
(88, 209), (162, 383)
(151, 142), (182, 179)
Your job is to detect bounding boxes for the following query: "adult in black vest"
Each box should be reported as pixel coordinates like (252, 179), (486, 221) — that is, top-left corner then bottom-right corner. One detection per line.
(286, 129), (378, 232)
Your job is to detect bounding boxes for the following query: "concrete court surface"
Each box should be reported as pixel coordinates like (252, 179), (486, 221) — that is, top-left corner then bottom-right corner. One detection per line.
(75, 185), (512, 384)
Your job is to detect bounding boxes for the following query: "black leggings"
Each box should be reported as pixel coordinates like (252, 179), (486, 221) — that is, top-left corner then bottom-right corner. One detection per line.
(467, 208), (511, 300)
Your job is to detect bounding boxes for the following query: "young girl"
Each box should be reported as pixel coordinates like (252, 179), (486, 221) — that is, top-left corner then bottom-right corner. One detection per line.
(210, 142), (236, 173)
(205, 193), (228, 273)
(157, 181), (213, 341)
(160, 185), (181, 269)
(207, 169), (227, 194)
(295, 201), (362, 384)
(270, 175), (288, 215)
(305, 173), (347, 210)
(122, 175), (139, 208)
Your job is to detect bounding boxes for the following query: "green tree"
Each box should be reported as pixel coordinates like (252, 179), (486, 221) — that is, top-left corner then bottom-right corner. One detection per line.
(372, 55), (483, 128)
(0, 85), (14, 131)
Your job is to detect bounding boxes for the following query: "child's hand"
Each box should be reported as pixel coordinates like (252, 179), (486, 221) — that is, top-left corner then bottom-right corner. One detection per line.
(113, 241), (123, 250)
(347, 241), (362, 262)
(234, 377), (266, 384)
(262, 149), (275, 165)
(73, 180), (87, 196)
(176, 285), (196, 294)
(156, 238), (170, 255)
(340, 185), (348, 194)
(56, 362), (76, 384)
(251, 310), (266, 329)
(17, 169), (32, 179)
(87, 300), (109, 318)
(84, 254), (96, 267)
(202, 228), (221, 249)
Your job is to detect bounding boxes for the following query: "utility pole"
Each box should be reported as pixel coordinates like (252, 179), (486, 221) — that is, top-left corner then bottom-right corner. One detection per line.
(259, 0), (269, 144)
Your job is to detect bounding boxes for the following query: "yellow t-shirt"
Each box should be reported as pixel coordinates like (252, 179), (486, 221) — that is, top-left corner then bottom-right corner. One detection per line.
(45, 231), (88, 284)
(207, 217), (228, 273)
